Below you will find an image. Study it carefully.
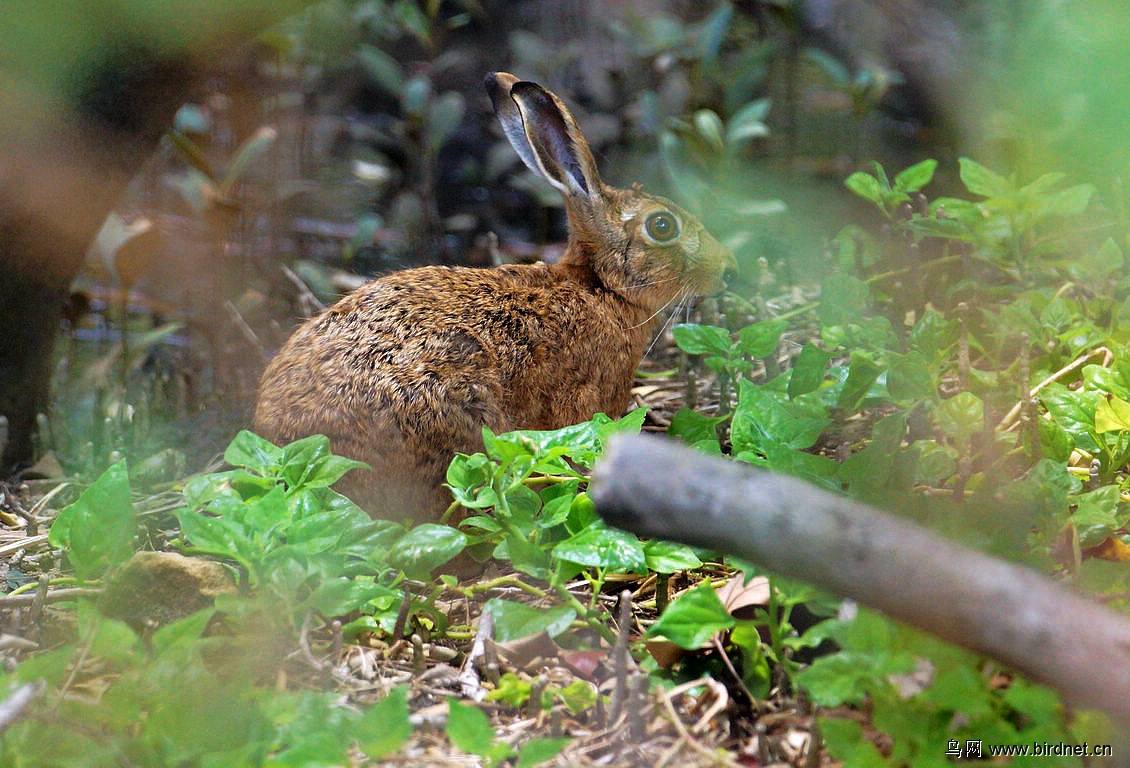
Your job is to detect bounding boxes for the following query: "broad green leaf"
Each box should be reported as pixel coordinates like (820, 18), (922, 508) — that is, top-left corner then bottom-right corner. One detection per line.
(1045, 183), (1095, 216)
(844, 171), (884, 204)
(516, 737), (572, 768)
(958, 157), (1012, 198)
(893, 158), (937, 193)
(819, 273), (870, 327)
(1040, 383), (1101, 450)
(906, 311), (958, 358)
(668, 408), (725, 447)
(358, 687), (412, 758)
(788, 342), (829, 399)
(910, 441), (958, 485)
(1071, 486), (1123, 547)
(642, 540), (703, 574)
(224, 430), (282, 476)
(278, 434), (369, 490)
(672, 323), (732, 356)
(886, 351), (934, 401)
(446, 699), (507, 759)
(817, 717), (890, 766)
(933, 392), (984, 447)
(387, 524), (467, 578)
(648, 582), (734, 649)
(1094, 395), (1130, 433)
(922, 665), (993, 718)
(553, 679), (599, 713)
(835, 352), (884, 413)
(49, 460), (135, 580)
(304, 577), (391, 617)
(552, 523), (646, 572)
(736, 319), (788, 358)
(484, 598), (576, 641)
(732, 380), (831, 453)
(1038, 418), (1075, 462)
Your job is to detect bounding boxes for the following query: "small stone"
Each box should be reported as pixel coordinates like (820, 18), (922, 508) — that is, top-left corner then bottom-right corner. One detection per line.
(100, 551), (236, 630)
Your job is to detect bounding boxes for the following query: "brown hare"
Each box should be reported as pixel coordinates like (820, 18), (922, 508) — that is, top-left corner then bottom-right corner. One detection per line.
(253, 72), (737, 519)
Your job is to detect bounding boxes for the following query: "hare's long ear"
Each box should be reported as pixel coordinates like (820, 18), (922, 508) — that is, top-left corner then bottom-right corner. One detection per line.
(485, 72), (602, 200)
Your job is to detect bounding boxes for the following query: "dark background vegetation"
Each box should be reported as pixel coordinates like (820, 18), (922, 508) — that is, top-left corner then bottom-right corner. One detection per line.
(8, 0), (1113, 481)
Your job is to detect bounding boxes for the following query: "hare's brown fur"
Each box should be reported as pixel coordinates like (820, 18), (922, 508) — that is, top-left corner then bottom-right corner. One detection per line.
(254, 73), (736, 519)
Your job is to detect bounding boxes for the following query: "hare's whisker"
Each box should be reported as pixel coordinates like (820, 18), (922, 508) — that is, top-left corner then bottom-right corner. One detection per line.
(641, 283), (693, 357)
(628, 283), (687, 332)
(619, 273), (683, 292)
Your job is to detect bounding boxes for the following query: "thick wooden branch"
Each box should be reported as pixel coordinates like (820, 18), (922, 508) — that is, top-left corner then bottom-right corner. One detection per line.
(590, 433), (1130, 723)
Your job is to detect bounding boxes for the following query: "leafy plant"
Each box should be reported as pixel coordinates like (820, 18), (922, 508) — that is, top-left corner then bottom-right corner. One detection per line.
(446, 409), (702, 642)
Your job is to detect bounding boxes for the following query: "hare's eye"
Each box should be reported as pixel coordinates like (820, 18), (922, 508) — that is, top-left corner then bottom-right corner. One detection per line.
(644, 211), (679, 243)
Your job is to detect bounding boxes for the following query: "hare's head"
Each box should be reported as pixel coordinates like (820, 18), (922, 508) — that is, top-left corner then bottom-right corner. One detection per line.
(486, 72), (737, 313)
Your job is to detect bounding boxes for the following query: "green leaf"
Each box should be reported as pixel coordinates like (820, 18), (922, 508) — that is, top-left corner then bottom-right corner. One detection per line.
(1045, 183), (1095, 216)
(516, 737), (572, 768)
(893, 158), (937, 193)
(278, 434), (369, 490)
(358, 687), (412, 758)
(48, 460), (135, 580)
(736, 319), (788, 358)
(1038, 418), (1075, 462)
(356, 44), (404, 96)
(446, 699), (508, 760)
(817, 717), (890, 766)
(958, 157), (1012, 198)
(906, 310), (958, 358)
(387, 524), (467, 578)
(819, 273), (870, 327)
(218, 126), (277, 197)
(1072, 486), (1123, 547)
(835, 352), (884, 413)
(484, 598), (576, 641)
(428, 90), (466, 155)
(922, 665), (993, 717)
(933, 392), (985, 447)
(886, 351), (935, 401)
(553, 679), (599, 713)
(725, 98), (771, 145)
(648, 582), (734, 649)
(223, 430), (282, 476)
(910, 441), (958, 485)
(1095, 395), (1130, 433)
(732, 380), (831, 454)
(844, 171), (884, 204)
(1040, 383), (1100, 450)
(672, 323), (732, 356)
(552, 523), (647, 572)
(642, 540), (703, 574)
(788, 342), (829, 399)
(304, 577), (390, 617)
(667, 408), (724, 447)
(693, 109), (725, 154)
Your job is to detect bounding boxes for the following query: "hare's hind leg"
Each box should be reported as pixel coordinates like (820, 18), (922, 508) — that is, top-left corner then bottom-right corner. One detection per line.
(334, 376), (507, 523)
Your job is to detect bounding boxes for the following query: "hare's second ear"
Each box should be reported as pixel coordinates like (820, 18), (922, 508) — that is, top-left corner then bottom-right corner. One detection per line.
(485, 72), (601, 200)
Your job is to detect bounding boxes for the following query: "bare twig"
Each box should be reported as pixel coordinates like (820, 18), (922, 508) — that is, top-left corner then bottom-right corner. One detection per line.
(591, 433), (1130, 725)
(999, 346), (1113, 430)
(0, 681), (45, 734)
(0, 587), (100, 609)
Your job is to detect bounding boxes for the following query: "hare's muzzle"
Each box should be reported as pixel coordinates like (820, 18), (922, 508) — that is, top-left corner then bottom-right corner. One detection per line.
(702, 233), (739, 296)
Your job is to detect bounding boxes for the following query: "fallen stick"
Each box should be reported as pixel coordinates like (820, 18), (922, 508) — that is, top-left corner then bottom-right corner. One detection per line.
(589, 433), (1130, 724)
